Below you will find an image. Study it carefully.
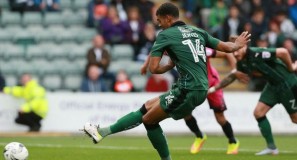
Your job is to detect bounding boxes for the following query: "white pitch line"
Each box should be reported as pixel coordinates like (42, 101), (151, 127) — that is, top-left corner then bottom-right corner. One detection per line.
(1, 143), (296, 154)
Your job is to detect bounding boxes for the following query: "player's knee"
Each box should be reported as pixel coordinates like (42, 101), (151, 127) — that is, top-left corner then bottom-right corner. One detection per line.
(183, 114), (193, 121)
(253, 110), (264, 119)
(145, 99), (154, 107)
(291, 117), (297, 124)
(142, 116), (154, 125)
(143, 122), (160, 130)
(214, 112), (226, 125)
(216, 118), (226, 126)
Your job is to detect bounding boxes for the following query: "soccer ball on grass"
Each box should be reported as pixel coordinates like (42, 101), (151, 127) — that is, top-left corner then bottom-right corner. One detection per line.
(3, 142), (29, 160)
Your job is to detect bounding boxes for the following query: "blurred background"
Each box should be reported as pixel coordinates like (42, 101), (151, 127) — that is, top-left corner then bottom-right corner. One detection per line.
(0, 0), (297, 133)
(0, 0), (295, 92)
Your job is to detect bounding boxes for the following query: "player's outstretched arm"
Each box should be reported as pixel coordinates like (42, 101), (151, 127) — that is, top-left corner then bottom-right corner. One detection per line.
(140, 55), (150, 75)
(208, 71), (237, 94)
(276, 48), (297, 72)
(149, 56), (175, 74)
(214, 51), (250, 83)
(215, 51), (237, 69)
(216, 31), (251, 53)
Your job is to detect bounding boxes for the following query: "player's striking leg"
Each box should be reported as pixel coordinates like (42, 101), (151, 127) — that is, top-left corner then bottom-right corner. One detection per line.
(83, 97), (172, 160)
(83, 105), (145, 143)
(184, 115), (207, 154)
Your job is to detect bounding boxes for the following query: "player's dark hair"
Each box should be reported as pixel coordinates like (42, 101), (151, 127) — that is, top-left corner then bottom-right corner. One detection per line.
(156, 2), (179, 18)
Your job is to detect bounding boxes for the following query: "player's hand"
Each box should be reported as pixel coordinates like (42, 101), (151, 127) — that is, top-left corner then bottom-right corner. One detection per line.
(293, 61), (297, 72)
(234, 71), (250, 84)
(207, 86), (216, 95)
(235, 31), (251, 48)
(140, 64), (148, 75)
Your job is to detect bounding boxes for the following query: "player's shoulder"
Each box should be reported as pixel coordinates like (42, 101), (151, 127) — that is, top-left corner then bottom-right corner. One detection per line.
(248, 47), (276, 59)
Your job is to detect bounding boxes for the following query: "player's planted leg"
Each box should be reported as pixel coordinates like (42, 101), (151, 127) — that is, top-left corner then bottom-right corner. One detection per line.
(145, 123), (171, 160)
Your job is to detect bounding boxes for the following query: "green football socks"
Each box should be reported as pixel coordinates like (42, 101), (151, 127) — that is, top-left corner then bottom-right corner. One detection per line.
(256, 116), (276, 149)
(146, 125), (171, 160)
(98, 110), (143, 137)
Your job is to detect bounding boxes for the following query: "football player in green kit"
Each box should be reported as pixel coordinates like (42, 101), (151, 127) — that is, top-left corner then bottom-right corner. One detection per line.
(209, 36), (297, 156)
(81, 3), (250, 160)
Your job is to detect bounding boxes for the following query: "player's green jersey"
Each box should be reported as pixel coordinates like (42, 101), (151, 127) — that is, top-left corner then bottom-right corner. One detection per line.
(150, 21), (219, 90)
(237, 47), (297, 86)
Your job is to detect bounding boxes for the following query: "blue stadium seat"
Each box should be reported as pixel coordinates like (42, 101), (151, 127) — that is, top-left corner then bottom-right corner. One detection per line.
(75, 28), (97, 43)
(32, 59), (57, 76)
(22, 12), (43, 27)
(55, 29), (76, 43)
(72, 0), (89, 11)
(42, 74), (63, 91)
(131, 75), (147, 92)
(36, 25), (64, 42)
(46, 45), (68, 60)
(1, 59), (26, 75)
(108, 60), (133, 74)
(4, 75), (18, 86)
(0, 29), (13, 42)
(0, 0), (9, 9)
(16, 60), (37, 75)
(4, 44), (25, 60)
(26, 44), (47, 60)
(62, 10), (85, 27)
(12, 31), (35, 44)
(1, 11), (22, 26)
(53, 59), (81, 75)
(111, 44), (134, 61)
(43, 13), (64, 27)
(68, 43), (88, 60)
(60, 0), (73, 10)
(63, 74), (83, 91)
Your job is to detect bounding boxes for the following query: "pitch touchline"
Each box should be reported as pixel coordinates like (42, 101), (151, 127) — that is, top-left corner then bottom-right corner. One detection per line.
(0, 143), (296, 153)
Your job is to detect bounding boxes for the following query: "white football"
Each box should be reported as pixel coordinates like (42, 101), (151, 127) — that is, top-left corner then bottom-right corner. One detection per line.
(3, 142), (29, 160)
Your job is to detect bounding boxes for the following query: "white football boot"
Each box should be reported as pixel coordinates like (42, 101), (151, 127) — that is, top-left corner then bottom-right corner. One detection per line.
(255, 148), (279, 155)
(82, 122), (103, 144)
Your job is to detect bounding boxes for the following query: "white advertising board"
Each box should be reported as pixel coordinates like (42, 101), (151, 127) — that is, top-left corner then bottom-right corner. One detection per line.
(0, 92), (296, 134)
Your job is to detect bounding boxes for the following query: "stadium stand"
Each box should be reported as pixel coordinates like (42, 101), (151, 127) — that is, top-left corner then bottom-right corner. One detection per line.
(4, 0), (294, 92)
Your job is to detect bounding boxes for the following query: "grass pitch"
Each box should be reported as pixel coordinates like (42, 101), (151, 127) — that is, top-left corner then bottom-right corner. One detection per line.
(0, 134), (296, 160)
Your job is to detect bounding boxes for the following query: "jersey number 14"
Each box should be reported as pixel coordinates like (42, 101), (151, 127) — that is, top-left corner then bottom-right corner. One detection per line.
(182, 39), (206, 63)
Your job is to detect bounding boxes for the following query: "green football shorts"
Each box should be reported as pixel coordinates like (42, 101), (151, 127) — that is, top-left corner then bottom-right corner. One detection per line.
(159, 85), (207, 120)
(260, 83), (297, 114)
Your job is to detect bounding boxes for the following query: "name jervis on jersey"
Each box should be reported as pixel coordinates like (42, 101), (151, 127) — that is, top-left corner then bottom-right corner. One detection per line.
(182, 32), (199, 38)
(177, 26), (199, 39)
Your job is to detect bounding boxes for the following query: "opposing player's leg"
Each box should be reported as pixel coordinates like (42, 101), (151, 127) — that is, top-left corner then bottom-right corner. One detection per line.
(254, 102), (279, 155)
(213, 111), (239, 154)
(184, 115), (206, 154)
(208, 89), (239, 154)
